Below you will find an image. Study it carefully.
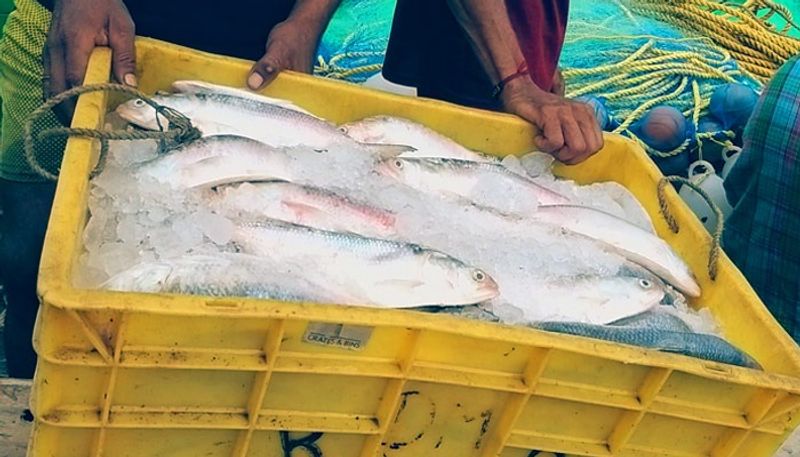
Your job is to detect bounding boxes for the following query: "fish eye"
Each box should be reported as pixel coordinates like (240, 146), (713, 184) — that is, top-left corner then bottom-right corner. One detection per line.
(393, 159), (404, 169)
(133, 99), (146, 107)
(338, 126), (348, 133)
(639, 279), (653, 289)
(472, 269), (487, 282)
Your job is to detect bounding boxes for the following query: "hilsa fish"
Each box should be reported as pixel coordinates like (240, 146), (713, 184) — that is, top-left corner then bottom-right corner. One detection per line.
(531, 205), (700, 297)
(170, 80), (321, 118)
(133, 135), (295, 189)
(116, 92), (412, 157)
(231, 220), (499, 308)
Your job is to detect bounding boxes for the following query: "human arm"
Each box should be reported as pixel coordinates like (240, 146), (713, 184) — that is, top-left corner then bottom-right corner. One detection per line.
(247, 0), (341, 89)
(445, 0), (602, 164)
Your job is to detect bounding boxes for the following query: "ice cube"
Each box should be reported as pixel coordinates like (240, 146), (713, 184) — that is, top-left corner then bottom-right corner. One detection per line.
(98, 242), (139, 276)
(147, 206), (170, 223)
(520, 152), (555, 177)
(190, 210), (235, 245)
(116, 214), (140, 244)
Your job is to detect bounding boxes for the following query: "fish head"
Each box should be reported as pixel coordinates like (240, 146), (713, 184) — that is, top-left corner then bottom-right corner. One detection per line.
(618, 262), (685, 306)
(116, 97), (170, 130)
(417, 249), (500, 304)
(608, 275), (668, 313)
(339, 118), (385, 143)
(375, 157), (434, 188)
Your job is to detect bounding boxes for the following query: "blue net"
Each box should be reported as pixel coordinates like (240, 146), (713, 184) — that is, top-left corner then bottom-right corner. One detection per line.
(315, 0), (397, 83)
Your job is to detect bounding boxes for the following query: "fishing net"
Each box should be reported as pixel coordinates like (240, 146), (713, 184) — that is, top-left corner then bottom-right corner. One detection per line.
(560, 0), (799, 172)
(314, 0), (396, 83)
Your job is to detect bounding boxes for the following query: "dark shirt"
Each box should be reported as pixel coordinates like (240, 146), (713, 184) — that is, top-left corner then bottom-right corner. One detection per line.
(383, 0), (569, 110)
(36, 0), (295, 60)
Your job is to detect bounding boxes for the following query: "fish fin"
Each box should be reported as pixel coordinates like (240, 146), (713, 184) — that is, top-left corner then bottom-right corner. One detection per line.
(359, 142), (417, 159)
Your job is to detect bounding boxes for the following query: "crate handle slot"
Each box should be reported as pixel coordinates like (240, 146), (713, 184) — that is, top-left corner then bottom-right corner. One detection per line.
(204, 299), (244, 309)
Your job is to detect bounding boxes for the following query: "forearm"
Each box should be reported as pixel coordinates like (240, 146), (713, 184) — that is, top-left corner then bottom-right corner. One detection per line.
(446, 0), (529, 86)
(285, 0), (341, 39)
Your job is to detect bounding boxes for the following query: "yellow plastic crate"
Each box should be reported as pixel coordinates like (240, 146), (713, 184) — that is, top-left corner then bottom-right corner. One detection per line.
(29, 38), (800, 457)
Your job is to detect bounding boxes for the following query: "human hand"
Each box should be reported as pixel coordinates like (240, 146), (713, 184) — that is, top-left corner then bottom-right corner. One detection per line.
(501, 77), (603, 164)
(247, 19), (319, 90)
(45, 0), (136, 121)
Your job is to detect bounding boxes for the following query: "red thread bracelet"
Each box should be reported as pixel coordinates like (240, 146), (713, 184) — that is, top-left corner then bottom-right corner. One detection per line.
(492, 61), (529, 99)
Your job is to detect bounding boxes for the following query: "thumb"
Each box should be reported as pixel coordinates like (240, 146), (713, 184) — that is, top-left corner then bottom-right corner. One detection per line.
(109, 19), (137, 86)
(248, 51), (283, 90)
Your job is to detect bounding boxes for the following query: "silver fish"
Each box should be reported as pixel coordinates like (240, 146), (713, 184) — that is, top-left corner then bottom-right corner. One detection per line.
(533, 311), (759, 368)
(526, 265), (672, 325)
(134, 135), (295, 188)
(531, 205), (700, 297)
(231, 220), (499, 308)
(170, 80), (321, 118)
(208, 181), (397, 238)
(376, 157), (570, 206)
(340, 115), (495, 162)
(116, 92), (412, 157)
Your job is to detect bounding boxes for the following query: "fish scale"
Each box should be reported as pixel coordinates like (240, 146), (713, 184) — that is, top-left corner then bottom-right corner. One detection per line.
(103, 254), (335, 302)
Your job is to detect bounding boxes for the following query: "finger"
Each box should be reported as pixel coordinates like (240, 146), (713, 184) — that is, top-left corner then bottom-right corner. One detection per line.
(63, 32), (95, 88)
(577, 104), (604, 155)
(560, 116), (586, 159)
(578, 117), (603, 157)
(526, 106), (565, 153)
(43, 36), (75, 123)
(533, 120), (565, 153)
(247, 51), (283, 90)
(554, 145), (579, 164)
(109, 17), (137, 86)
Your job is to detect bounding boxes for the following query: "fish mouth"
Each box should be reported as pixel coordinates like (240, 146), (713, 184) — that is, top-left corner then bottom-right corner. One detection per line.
(476, 277), (500, 301)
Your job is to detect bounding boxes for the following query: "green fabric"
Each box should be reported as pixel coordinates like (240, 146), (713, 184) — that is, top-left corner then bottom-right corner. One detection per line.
(0, 0), (14, 14)
(0, 0), (63, 182)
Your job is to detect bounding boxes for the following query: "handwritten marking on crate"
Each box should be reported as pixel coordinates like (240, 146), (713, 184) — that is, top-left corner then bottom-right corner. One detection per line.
(280, 431), (324, 457)
(303, 322), (374, 350)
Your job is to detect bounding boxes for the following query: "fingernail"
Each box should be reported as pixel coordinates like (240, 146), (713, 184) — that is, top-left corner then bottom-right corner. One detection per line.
(247, 72), (264, 89)
(124, 73), (137, 87)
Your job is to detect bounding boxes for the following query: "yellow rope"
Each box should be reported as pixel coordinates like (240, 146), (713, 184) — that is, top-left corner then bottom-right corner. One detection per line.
(626, 0), (800, 82)
(314, 52), (384, 81)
